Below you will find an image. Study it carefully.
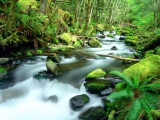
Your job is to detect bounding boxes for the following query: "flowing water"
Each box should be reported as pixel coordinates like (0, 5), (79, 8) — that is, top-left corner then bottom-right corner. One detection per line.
(0, 31), (137, 120)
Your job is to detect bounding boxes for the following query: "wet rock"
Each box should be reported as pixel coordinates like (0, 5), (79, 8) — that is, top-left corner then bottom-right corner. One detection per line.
(100, 87), (113, 96)
(47, 54), (62, 63)
(85, 68), (106, 81)
(88, 38), (102, 48)
(0, 58), (12, 65)
(78, 106), (106, 120)
(119, 36), (125, 40)
(84, 80), (113, 94)
(47, 95), (58, 103)
(111, 46), (118, 50)
(33, 72), (54, 80)
(70, 94), (90, 111)
(129, 48), (136, 52)
(46, 60), (60, 75)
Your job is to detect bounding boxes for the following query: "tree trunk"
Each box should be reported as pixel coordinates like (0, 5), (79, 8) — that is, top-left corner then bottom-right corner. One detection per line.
(84, 0), (92, 31)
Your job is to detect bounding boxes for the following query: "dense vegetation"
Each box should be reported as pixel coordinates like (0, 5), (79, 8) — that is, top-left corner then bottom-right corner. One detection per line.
(0, 0), (160, 120)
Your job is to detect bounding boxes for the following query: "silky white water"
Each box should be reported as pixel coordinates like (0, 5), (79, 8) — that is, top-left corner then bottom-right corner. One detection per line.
(0, 32), (137, 120)
(0, 77), (102, 120)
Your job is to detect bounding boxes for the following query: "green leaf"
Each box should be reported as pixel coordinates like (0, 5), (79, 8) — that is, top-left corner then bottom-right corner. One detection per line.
(109, 70), (133, 87)
(107, 88), (133, 101)
(145, 83), (160, 89)
(125, 99), (142, 120)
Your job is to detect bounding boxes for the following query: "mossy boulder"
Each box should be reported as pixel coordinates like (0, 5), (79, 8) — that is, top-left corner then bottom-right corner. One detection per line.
(96, 24), (105, 32)
(78, 106), (106, 120)
(73, 40), (82, 48)
(84, 80), (113, 94)
(70, 94), (90, 111)
(0, 58), (12, 65)
(125, 36), (138, 46)
(123, 55), (160, 81)
(46, 60), (60, 75)
(88, 38), (102, 48)
(107, 34), (115, 38)
(59, 33), (72, 45)
(86, 68), (106, 80)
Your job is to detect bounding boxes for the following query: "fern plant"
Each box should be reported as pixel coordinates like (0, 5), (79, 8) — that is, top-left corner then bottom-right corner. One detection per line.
(107, 70), (160, 120)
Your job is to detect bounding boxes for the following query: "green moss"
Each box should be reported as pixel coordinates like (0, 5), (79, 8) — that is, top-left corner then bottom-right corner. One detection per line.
(107, 34), (115, 38)
(59, 33), (72, 45)
(53, 38), (59, 44)
(86, 68), (106, 79)
(0, 67), (6, 73)
(73, 41), (81, 48)
(87, 83), (106, 92)
(144, 50), (155, 57)
(123, 55), (160, 81)
(36, 50), (43, 54)
(81, 94), (89, 103)
(96, 24), (105, 31)
(26, 52), (33, 57)
(88, 38), (102, 48)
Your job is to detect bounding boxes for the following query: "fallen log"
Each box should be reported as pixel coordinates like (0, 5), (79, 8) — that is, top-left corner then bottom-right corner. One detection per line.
(96, 54), (140, 62)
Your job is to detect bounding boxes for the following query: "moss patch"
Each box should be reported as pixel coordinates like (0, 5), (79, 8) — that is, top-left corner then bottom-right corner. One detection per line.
(36, 50), (43, 54)
(0, 67), (6, 73)
(123, 55), (160, 81)
(88, 38), (102, 48)
(59, 33), (72, 45)
(86, 68), (106, 80)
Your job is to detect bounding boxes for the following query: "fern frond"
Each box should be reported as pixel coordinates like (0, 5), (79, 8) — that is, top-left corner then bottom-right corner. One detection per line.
(140, 98), (154, 120)
(109, 70), (133, 87)
(145, 83), (160, 89)
(125, 98), (142, 120)
(133, 76), (139, 88)
(142, 92), (159, 109)
(107, 87), (133, 101)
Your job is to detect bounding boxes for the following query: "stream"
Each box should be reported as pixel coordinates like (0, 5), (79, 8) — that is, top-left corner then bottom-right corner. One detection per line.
(0, 31), (137, 120)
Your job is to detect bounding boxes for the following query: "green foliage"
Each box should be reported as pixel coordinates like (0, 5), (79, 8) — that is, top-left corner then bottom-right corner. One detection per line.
(0, 67), (6, 73)
(26, 51), (33, 57)
(36, 50), (43, 54)
(107, 70), (160, 120)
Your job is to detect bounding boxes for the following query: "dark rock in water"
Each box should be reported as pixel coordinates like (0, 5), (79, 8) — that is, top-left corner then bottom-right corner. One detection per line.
(47, 95), (58, 103)
(70, 94), (90, 111)
(78, 106), (106, 120)
(119, 36), (126, 40)
(46, 60), (60, 75)
(0, 58), (12, 65)
(0, 76), (14, 90)
(33, 74), (54, 80)
(111, 46), (118, 50)
(100, 87), (113, 96)
(47, 54), (62, 63)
